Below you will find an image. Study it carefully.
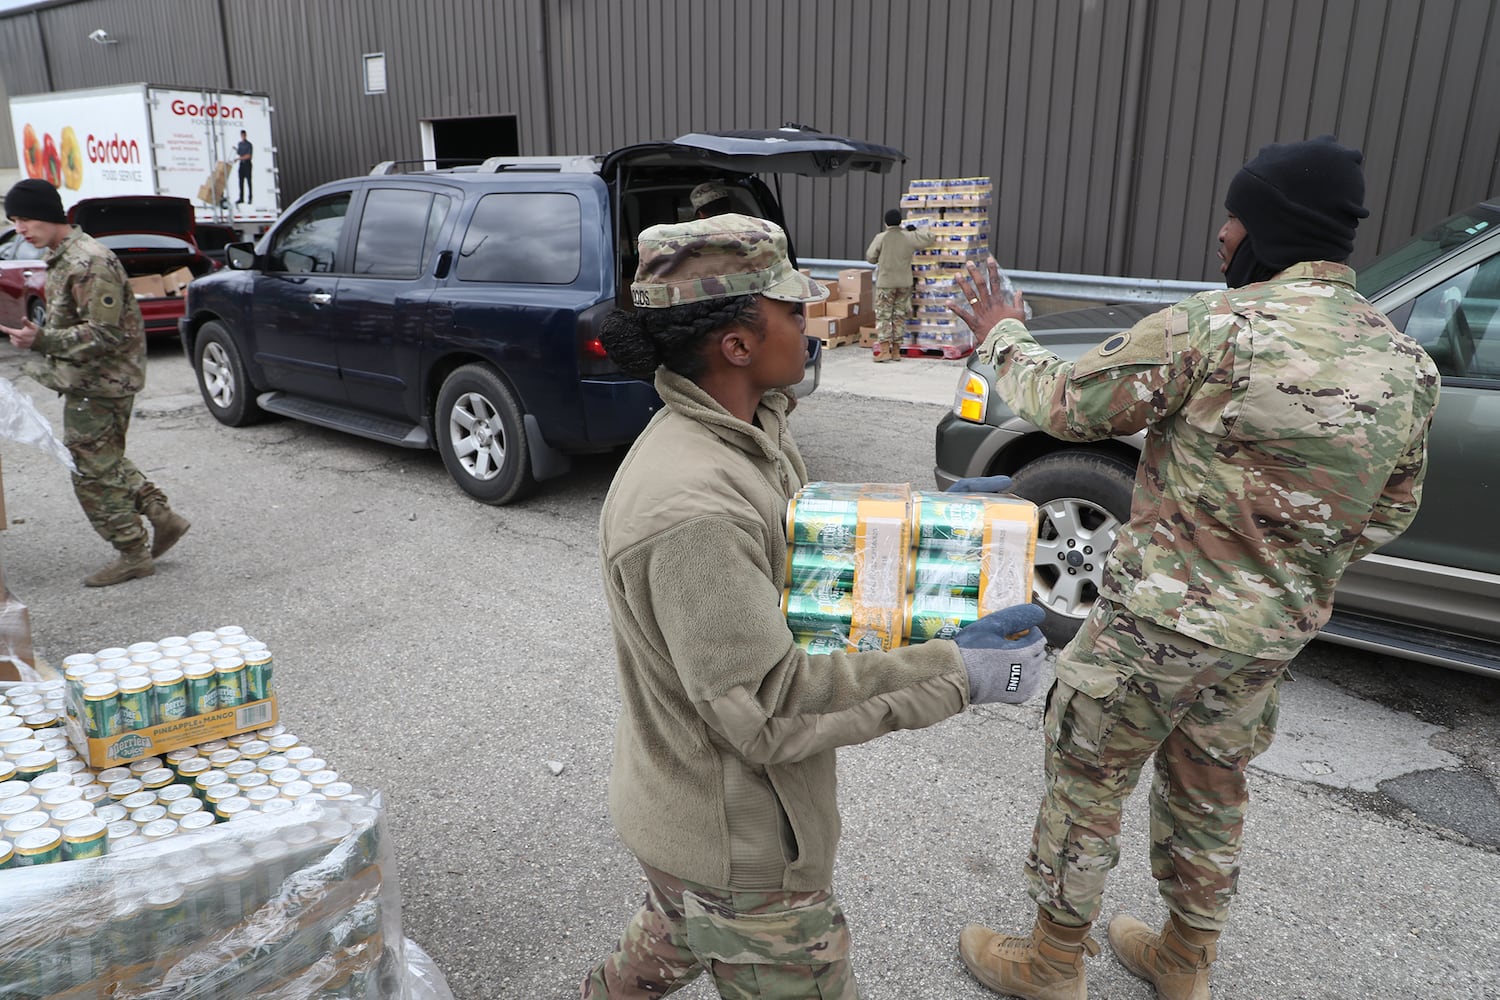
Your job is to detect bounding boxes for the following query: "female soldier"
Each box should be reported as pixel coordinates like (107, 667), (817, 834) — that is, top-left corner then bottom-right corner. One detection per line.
(583, 214), (1046, 998)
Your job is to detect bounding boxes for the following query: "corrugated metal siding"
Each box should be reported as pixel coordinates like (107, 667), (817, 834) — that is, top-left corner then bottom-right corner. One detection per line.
(0, 13), (55, 169)
(0, 0), (1496, 281)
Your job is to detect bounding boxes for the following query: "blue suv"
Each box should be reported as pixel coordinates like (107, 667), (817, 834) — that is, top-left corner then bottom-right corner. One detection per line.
(180, 128), (903, 503)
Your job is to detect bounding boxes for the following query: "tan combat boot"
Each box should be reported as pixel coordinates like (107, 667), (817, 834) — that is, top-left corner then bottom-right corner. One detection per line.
(144, 501), (191, 558)
(959, 911), (1099, 1000)
(83, 545), (154, 587)
(1107, 912), (1218, 1000)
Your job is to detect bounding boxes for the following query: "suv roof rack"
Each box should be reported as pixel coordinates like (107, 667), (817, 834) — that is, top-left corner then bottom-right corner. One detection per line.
(368, 159), (486, 176)
(477, 155), (603, 174)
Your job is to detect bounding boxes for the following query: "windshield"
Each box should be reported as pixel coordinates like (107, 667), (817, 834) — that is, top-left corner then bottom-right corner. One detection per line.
(1358, 202), (1500, 298)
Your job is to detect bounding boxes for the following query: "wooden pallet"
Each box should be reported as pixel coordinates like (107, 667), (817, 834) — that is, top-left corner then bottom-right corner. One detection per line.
(816, 332), (861, 349)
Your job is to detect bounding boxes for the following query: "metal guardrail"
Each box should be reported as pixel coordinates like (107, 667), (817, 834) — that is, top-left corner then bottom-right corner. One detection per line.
(800, 257), (1217, 305)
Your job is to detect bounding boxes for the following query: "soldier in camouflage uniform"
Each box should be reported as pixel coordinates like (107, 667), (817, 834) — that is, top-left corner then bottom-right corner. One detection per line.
(1, 179), (191, 587)
(585, 214), (1049, 998)
(947, 137), (1439, 1000)
(864, 209), (935, 361)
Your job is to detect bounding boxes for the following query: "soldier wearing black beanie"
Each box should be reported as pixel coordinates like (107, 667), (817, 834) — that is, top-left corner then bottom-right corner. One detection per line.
(1222, 134), (1370, 287)
(3, 178), (68, 224)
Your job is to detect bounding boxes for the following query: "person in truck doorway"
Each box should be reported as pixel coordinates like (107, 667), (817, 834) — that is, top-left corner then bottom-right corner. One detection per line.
(0, 179), (192, 587)
(235, 129), (253, 205)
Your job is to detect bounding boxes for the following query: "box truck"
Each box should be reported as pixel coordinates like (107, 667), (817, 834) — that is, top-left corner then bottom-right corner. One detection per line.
(9, 83), (278, 232)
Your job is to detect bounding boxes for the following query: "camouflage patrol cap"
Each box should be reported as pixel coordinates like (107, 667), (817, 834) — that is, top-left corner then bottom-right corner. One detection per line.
(689, 181), (733, 212)
(630, 214), (829, 309)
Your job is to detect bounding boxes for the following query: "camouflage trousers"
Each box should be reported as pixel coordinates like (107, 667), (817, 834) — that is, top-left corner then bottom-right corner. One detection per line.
(63, 394), (165, 552)
(872, 288), (911, 352)
(581, 862), (857, 999)
(1026, 598), (1289, 932)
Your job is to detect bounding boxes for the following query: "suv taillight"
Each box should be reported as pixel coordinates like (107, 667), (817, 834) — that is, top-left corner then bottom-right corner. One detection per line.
(953, 370), (990, 422)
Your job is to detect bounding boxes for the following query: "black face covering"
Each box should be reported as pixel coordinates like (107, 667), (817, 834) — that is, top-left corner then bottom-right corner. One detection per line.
(1224, 231), (1279, 289)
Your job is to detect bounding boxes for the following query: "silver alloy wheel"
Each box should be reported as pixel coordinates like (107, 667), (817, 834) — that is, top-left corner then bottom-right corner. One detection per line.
(1032, 497), (1121, 619)
(448, 391), (506, 481)
(200, 340), (236, 410)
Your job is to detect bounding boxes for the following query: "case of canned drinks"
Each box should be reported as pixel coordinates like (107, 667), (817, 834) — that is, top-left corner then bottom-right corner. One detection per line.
(0, 788), (451, 999)
(783, 482), (1037, 654)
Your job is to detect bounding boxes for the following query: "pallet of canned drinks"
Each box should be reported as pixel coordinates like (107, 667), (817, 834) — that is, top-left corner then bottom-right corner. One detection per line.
(782, 482), (1037, 653)
(48, 626), (277, 770)
(0, 631), (453, 998)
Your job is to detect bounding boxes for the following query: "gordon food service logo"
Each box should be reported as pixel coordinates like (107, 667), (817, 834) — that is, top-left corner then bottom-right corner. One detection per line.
(110, 732), (153, 760)
(170, 98), (245, 119)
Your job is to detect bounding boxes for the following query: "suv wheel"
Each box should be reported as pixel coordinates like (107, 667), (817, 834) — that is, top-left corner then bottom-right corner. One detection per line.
(194, 321), (264, 426)
(435, 364), (536, 505)
(1008, 450), (1136, 646)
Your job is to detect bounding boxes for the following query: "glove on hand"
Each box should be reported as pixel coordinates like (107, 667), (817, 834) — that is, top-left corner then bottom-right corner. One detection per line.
(954, 603), (1048, 705)
(945, 475), (1013, 495)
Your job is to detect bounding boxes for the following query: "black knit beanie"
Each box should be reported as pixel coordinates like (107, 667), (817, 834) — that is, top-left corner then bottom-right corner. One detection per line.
(1223, 135), (1369, 287)
(4, 179), (66, 224)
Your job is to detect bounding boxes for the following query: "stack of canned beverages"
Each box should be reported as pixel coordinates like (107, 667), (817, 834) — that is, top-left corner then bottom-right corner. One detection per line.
(783, 482), (1037, 653)
(1, 699), (348, 870)
(0, 790), (401, 999)
(59, 626), (276, 743)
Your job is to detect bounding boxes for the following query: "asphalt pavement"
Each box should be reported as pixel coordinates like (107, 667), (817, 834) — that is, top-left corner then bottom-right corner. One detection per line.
(0, 341), (1495, 999)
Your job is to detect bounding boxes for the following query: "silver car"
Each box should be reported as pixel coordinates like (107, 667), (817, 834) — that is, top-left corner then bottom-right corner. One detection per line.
(934, 199), (1500, 677)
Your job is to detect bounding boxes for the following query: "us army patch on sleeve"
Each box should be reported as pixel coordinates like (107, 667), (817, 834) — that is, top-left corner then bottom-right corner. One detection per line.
(1069, 307), (1175, 381)
(94, 282), (124, 326)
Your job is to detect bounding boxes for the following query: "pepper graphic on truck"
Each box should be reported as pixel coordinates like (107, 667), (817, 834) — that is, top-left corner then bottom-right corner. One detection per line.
(9, 83), (278, 224)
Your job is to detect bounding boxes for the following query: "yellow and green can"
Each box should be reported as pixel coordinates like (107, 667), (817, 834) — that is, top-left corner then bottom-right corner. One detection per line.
(13, 827), (63, 866)
(116, 676), (156, 731)
(82, 683), (120, 739)
(243, 648), (274, 701)
(61, 816), (110, 861)
(214, 657), (247, 709)
(183, 662), (218, 716)
(151, 669), (189, 723)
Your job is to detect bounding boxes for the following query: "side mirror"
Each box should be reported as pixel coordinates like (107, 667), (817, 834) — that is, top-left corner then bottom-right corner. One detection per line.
(225, 242), (259, 270)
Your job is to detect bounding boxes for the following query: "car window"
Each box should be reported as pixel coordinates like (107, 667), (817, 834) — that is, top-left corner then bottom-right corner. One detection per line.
(457, 192), (580, 284)
(268, 194), (351, 274)
(1400, 253), (1500, 382)
(352, 188), (452, 278)
(1359, 204), (1500, 299)
(0, 233), (44, 262)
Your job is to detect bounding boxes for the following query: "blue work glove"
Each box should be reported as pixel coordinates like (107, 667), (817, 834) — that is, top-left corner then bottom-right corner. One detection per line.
(946, 475), (1013, 495)
(953, 603), (1048, 704)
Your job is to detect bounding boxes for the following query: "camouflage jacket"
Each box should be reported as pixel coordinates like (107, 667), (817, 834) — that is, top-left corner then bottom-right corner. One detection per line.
(25, 228), (145, 398)
(977, 261), (1440, 658)
(864, 224), (935, 288)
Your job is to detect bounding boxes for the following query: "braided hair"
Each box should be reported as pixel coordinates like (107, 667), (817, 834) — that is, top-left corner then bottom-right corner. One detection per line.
(600, 296), (764, 381)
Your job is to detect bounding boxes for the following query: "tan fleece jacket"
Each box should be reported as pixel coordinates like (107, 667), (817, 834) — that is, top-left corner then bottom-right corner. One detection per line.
(598, 368), (969, 892)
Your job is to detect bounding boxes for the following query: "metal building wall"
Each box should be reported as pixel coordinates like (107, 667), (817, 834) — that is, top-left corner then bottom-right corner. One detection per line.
(1, 0), (1497, 283)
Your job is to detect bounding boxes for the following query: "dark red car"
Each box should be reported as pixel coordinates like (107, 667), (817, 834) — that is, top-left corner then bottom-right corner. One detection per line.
(0, 196), (218, 337)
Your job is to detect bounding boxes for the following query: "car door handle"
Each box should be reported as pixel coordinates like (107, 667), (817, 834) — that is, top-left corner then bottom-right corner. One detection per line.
(308, 292), (332, 305)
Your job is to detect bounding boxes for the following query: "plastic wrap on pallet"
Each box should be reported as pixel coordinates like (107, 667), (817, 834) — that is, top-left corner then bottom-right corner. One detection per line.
(0, 789), (453, 1000)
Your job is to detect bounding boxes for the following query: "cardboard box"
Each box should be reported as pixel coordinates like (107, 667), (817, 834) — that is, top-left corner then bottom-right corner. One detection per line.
(163, 266), (194, 296)
(129, 274), (166, 300)
(805, 299), (826, 319)
(838, 268), (873, 301)
(808, 316), (852, 342)
(197, 159), (233, 205)
(66, 694), (279, 768)
(826, 298), (862, 319)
